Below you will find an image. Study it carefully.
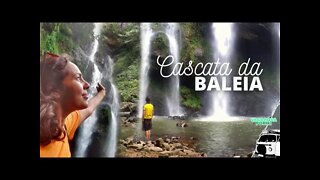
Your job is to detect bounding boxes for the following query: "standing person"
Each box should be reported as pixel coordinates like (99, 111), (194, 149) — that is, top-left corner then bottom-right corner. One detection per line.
(142, 96), (154, 141)
(40, 52), (106, 157)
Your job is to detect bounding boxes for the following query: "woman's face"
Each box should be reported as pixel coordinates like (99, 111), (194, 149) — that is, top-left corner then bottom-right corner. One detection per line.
(61, 62), (90, 111)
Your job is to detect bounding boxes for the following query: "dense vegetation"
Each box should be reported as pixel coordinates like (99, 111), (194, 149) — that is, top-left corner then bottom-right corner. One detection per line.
(40, 22), (279, 114)
(40, 23), (93, 57)
(98, 23), (206, 109)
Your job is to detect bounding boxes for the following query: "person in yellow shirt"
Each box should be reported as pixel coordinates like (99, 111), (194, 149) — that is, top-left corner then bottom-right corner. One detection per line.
(40, 52), (106, 157)
(142, 96), (154, 141)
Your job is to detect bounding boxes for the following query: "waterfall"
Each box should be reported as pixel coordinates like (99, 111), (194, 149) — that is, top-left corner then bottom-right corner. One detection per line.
(138, 23), (153, 118)
(104, 55), (120, 157)
(271, 100), (280, 117)
(209, 23), (235, 120)
(74, 23), (103, 157)
(137, 23), (183, 119)
(270, 23), (280, 117)
(137, 23), (153, 138)
(165, 23), (183, 116)
(277, 23), (280, 38)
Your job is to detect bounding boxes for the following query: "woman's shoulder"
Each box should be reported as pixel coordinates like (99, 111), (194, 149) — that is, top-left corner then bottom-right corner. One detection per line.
(65, 111), (80, 128)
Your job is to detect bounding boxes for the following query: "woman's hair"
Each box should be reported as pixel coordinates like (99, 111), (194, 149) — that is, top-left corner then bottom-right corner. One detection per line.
(40, 53), (69, 146)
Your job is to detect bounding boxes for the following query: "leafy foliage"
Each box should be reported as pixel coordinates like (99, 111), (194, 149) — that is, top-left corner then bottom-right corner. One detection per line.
(180, 23), (212, 65)
(101, 23), (141, 101)
(40, 23), (81, 57)
(116, 64), (139, 102)
(180, 86), (201, 109)
(40, 23), (61, 55)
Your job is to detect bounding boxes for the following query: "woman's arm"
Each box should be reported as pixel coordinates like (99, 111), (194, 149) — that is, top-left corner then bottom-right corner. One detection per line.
(79, 82), (106, 125)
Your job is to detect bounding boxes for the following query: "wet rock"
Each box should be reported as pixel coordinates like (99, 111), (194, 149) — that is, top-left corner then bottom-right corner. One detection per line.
(162, 142), (170, 151)
(125, 137), (134, 145)
(164, 137), (171, 143)
(120, 112), (130, 117)
(120, 102), (135, 112)
(172, 143), (183, 149)
(128, 144), (143, 150)
(136, 141), (146, 146)
(148, 147), (163, 152)
(176, 121), (188, 127)
(159, 151), (172, 155)
(155, 138), (164, 147)
(118, 135), (205, 157)
(159, 154), (169, 158)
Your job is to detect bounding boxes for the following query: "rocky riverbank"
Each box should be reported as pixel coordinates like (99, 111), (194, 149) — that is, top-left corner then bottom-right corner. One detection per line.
(117, 135), (207, 158)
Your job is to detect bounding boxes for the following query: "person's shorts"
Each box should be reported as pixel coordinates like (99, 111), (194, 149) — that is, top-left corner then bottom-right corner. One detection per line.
(143, 119), (152, 131)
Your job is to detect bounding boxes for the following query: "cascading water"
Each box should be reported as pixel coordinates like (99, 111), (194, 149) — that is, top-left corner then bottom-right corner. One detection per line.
(74, 23), (103, 157)
(271, 100), (280, 117)
(103, 55), (120, 157)
(137, 23), (153, 138)
(270, 23), (280, 116)
(209, 23), (235, 120)
(277, 23), (280, 38)
(138, 23), (183, 119)
(165, 23), (183, 116)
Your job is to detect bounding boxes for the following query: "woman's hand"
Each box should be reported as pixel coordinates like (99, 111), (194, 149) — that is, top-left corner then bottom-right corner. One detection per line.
(96, 82), (106, 96)
(79, 82), (106, 124)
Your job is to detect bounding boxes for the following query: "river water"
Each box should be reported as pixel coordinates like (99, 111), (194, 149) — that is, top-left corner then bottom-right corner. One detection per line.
(119, 116), (265, 157)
